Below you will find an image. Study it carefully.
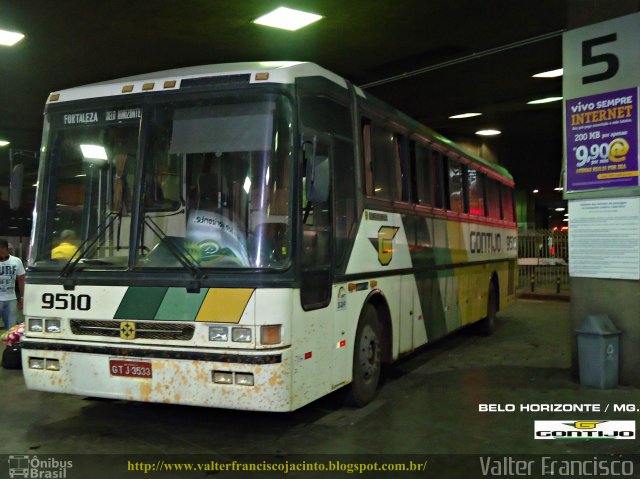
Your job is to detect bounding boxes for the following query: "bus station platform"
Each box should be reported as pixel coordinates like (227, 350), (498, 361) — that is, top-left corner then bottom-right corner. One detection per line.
(1, 299), (638, 463)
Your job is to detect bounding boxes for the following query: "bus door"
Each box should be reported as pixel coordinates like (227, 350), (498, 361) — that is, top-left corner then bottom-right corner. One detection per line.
(300, 135), (333, 310)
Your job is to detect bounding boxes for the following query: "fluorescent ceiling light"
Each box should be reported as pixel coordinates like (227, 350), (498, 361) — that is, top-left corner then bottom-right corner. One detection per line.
(527, 96), (563, 105)
(0, 29), (24, 46)
(532, 68), (563, 78)
(533, 189), (539, 194)
(253, 7), (323, 31)
(475, 129), (501, 136)
(554, 187), (564, 191)
(80, 144), (108, 160)
(555, 207), (566, 212)
(449, 112), (482, 119)
(0, 140), (10, 147)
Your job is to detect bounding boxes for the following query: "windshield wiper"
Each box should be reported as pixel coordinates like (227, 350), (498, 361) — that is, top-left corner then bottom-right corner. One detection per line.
(60, 212), (121, 279)
(143, 216), (205, 280)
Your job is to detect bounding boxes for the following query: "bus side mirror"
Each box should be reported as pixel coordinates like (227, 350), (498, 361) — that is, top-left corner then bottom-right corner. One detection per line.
(305, 155), (329, 203)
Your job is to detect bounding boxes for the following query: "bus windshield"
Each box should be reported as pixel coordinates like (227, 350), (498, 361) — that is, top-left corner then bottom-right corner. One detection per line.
(30, 94), (292, 272)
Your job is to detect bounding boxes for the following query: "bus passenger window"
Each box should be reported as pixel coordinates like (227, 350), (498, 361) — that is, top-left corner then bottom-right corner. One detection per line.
(447, 159), (467, 214)
(433, 150), (445, 209)
(414, 143), (433, 206)
(486, 179), (502, 219)
(362, 121), (374, 196)
(364, 123), (399, 201)
(501, 185), (515, 222)
(468, 168), (486, 216)
(396, 134), (407, 202)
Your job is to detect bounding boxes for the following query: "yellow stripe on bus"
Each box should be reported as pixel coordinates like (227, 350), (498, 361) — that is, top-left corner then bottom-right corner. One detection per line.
(195, 288), (254, 323)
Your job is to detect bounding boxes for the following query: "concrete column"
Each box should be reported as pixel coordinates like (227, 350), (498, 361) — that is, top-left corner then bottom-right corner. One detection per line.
(565, 2), (640, 386)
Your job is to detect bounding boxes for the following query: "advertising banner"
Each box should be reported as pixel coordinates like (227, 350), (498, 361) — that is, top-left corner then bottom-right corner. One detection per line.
(565, 87), (639, 191)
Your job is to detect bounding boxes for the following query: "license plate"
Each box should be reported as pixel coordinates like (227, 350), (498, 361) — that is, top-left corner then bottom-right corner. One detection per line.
(109, 359), (152, 378)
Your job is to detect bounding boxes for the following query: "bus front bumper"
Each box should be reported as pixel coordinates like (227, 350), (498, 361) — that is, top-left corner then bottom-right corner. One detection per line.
(21, 340), (293, 412)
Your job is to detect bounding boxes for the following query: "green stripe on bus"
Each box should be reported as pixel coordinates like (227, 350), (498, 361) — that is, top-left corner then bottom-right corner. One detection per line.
(154, 288), (208, 321)
(404, 215), (449, 341)
(114, 287), (168, 320)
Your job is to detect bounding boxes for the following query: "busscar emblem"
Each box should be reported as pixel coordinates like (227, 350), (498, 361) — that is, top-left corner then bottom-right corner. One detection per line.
(120, 321), (136, 340)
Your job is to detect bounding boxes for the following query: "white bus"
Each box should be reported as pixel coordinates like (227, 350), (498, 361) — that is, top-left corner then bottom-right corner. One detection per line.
(23, 62), (517, 411)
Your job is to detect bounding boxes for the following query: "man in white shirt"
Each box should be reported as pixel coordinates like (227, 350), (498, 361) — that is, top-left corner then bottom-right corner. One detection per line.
(0, 239), (25, 330)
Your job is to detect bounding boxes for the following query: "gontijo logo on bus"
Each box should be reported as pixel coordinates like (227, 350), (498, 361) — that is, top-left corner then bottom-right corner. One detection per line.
(534, 420), (635, 439)
(368, 226), (399, 266)
(470, 232), (517, 253)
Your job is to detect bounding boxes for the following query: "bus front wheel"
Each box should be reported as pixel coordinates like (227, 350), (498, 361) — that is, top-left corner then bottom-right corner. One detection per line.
(346, 303), (383, 407)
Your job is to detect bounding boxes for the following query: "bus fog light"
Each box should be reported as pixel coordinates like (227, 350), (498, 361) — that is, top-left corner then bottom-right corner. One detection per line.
(29, 358), (45, 369)
(45, 359), (60, 371)
(29, 319), (43, 332)
(209, 326), (228, 342)
(235, 373), (254, 386)
(260, 325), (282, 345)
(212, 371), (233, 384)
(45, 319), (61, 333)
(232, 327), (252, 343)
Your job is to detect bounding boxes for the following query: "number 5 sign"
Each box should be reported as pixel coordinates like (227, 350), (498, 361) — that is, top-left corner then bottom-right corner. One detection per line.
(563, 13), (640, 194)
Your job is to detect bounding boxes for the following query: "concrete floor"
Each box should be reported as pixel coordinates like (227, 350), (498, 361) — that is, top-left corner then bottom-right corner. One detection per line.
(2, 299), (639, 477)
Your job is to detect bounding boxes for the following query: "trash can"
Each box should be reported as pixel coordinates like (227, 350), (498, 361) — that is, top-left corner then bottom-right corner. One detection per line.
(576, 314), (621, 389)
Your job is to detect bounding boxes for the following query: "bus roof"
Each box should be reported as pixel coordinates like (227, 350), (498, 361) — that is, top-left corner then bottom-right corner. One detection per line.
(47, 61), (512, 181)
(46, 61), (348, 104)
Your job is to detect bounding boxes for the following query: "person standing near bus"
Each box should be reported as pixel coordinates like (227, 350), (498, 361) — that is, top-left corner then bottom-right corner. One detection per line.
(0, 239), (25, 330)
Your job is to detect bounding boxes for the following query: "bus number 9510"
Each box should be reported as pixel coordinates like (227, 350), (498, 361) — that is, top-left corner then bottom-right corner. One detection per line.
(42, 293), (91, 311)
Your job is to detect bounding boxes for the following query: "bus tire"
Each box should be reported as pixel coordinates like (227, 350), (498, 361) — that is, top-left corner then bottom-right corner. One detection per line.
(345, 303), (383, 407)
(478, 280), (498, 335)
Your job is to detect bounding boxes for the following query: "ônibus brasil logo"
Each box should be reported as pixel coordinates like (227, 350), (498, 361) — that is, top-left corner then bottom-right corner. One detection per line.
(534, 420), (635, 440)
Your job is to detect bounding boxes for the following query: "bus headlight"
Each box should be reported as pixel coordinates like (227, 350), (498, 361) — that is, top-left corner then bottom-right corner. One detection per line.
(29, 358), (45, 369)
(209, 326), (228, 342)
(232, 327), (252, 343)
(45, 319), (61, 333)
(212, 371), (233, 384)
(260, 325), (282, 345)
(235, 373), (254, 386)
(29, 319), (43, 332)
(46, 359), (61, 371)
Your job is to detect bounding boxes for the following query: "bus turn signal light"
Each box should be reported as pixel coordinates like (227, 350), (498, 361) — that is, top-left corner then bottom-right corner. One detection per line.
(260, 325), (282, 345)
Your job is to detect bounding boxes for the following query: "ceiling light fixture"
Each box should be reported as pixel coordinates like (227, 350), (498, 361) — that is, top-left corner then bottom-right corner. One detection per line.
(475, 129), (501, 136)
(0, 29), (24, 46)
(527, 97), (563, 105)
(0, 140), (10, 147)
(253, 7), (323, 31)
(555, 207), (566, 212)
(533, 189), (539, 194)
(532, 68), (563, 78)
(554, 187), (564, 191)
(449, 112), (482, 119)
